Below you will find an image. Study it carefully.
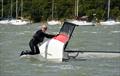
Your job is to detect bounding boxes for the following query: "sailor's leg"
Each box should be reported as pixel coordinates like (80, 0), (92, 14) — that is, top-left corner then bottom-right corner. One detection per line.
(20, 39), (36, 56)
(34, 45), (40, 54)
(28, 39), (36, 55)
(20, 51), (25, 56)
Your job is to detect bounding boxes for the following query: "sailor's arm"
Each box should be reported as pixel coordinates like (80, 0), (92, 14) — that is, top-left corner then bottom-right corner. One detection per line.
(44, 33), (56, 38)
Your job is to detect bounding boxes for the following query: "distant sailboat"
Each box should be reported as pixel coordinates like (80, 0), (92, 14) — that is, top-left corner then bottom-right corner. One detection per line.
(47, 0), (61, 25)
(71, 0), (94, 26)
(9, 0), (30, 25)
(100, 0), (120, 25)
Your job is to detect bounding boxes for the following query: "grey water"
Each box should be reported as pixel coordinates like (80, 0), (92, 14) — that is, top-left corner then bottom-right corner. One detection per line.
(0, 23), (120, 76)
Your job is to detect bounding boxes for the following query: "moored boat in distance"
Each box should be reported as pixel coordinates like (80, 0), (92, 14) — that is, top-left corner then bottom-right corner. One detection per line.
(69, 19), (94, 26)
(9, 0), (31, 25)
(100, 0), (120, 26)
(100, 20), (120, 25)
(0, 19), (10, 24)
(47, 20), (61, 25)
(0, 18), (31, 25)
(9, 19), (30, 25)
(47, 0), (61, 25)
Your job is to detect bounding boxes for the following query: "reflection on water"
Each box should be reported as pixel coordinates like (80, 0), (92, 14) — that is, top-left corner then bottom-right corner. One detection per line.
(0, 24), (120, 76)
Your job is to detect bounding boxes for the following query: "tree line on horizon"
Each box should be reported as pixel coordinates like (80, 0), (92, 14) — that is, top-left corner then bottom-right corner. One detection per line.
(0, 0), (120, 22)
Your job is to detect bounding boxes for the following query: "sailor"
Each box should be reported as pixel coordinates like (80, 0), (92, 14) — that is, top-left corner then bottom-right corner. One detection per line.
(20, 24), (56, 56)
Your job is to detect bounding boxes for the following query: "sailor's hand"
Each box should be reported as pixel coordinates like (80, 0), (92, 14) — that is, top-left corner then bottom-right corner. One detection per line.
(56, 34), (59, 36)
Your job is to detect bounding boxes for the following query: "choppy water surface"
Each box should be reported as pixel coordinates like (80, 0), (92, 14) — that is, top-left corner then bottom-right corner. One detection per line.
(0, 23), (120, 76)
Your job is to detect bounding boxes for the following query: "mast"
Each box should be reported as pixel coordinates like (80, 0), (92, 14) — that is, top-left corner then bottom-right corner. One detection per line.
(76, 0), (79, 17)
(16, 0), (18, 19)
(107, 0), (110, 19)
(1, 0), (3, 18)
(75, 0), (76, 16)
(52, 0), (54, 20)
(21, 0), (23, 18)
(75, 0), (79, 17)
(10, 0), (13, 18)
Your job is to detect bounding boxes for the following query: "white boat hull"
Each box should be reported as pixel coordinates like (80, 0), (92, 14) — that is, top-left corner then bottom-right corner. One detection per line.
(0, 20), (10, 24)
(47, 20), (61, 25)
(100, 20), (120, 25)
(70, 20), (94, 26)
(9, 19), (30, 25)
